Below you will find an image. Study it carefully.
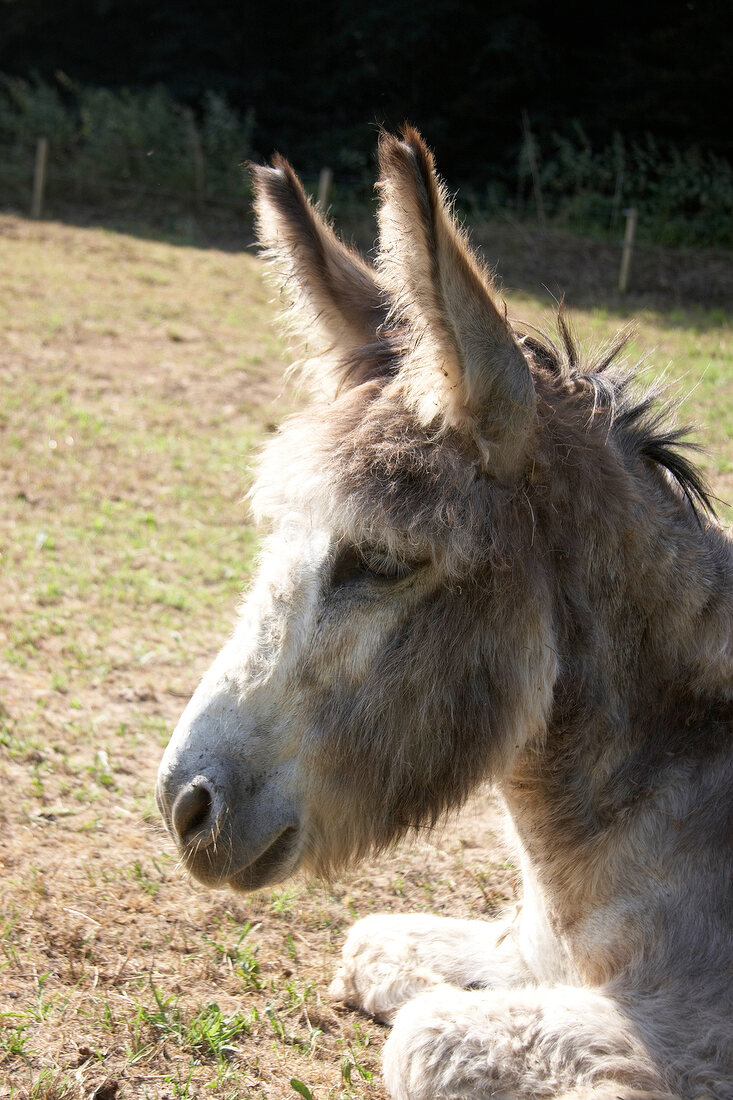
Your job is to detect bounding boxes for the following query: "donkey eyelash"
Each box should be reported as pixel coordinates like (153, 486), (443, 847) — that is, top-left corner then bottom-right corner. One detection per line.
(331, 544), (417, 588)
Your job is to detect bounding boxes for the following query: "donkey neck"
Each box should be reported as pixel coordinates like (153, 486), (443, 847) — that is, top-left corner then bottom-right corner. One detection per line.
(499, 439), (733, 943)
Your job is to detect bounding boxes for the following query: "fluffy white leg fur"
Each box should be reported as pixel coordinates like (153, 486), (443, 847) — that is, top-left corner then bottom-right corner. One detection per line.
(329, 913), (529, 1023)
(381, 984), (675, 1100)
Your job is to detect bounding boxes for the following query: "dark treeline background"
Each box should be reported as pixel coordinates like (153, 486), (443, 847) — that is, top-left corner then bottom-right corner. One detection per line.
(1, 0), (731, 182)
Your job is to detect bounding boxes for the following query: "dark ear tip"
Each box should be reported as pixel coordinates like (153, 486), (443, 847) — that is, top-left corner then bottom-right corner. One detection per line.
(399, 124), (427, 152)
(378, 126), (434, 184)
(378, 128), (417, 173)
(377, 128), (399, 155)
(247, 160), (265, 184)
(250, 154), (304, 205)
(270, 151), (292, 175)
(249, 160), (277, 192)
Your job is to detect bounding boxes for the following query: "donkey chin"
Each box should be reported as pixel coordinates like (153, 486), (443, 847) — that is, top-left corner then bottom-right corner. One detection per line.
(156, 127), (733, 1100)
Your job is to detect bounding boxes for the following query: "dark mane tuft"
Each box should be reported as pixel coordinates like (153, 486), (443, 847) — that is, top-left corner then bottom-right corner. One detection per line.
(520, 314), (717, 522)
(615, 399), (716, 521)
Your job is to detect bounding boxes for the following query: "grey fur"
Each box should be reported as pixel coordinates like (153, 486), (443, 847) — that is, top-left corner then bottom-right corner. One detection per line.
(157, 129), (732, 1100)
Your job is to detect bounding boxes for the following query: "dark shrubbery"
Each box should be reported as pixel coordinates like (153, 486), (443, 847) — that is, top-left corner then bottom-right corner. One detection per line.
(1, 76), (731, 251)
(533, 126), (733, 249)
(0, 76), (254, 207)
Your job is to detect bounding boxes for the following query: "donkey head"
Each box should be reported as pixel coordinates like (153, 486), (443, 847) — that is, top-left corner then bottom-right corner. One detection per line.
(157, 130), (710, 891)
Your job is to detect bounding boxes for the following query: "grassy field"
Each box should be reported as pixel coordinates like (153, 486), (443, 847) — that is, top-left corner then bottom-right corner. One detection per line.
(0, 213), (731, 1100)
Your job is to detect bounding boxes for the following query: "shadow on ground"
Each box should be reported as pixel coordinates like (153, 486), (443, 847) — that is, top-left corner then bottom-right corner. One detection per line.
(3, 193), (733, 319)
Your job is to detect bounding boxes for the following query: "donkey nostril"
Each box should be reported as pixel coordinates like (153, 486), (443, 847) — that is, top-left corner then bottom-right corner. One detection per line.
(172, 779), (217, 848)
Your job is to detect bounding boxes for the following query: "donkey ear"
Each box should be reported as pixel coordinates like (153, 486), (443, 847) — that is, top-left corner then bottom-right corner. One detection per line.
(376, 128), (535, 478)
(251, 156), (388, 383)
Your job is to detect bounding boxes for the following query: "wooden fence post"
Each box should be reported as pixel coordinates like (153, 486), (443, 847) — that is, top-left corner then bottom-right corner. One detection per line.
(317, 167), (332, 209)
(618, 207), (638, 293)
(31, 137), (48, 219)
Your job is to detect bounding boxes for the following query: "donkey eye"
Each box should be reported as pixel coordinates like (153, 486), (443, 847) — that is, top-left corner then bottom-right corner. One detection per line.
(331, 544), (415, 588)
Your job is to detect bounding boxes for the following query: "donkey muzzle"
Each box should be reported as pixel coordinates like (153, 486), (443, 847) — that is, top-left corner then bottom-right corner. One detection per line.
(156, 752), (302, 890)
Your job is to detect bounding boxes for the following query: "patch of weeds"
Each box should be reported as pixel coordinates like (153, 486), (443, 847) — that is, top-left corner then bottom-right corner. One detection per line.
(60, 639), (89, 668)
(136, 980), (252, 1065)
(282, 977), (315, 1013)
(340, 1022), (375, 1089)
(161, 1065), (196, 1099)
(29, 762), (46, 800)
(1, 923), (22, 972)
(263, 998), (321, 1056)
(100, 999), (116, 1031)
(5, 621), (43, 666)
(419, 878), (435, 902)
(294, 1022), (323, 1058)
(0, 705), (27, 761)
(28, 971), (57, 1022)
(0, 1015), (31, 1062)
(78, 998), (117, 1036)
(284, 932), (298, 961)
(74, 783), (101, 805)
(25, 1068), (77, 1100)
(36, 580), (63, 606)
(131, 978), (180, 1055)
(264, 1002), (286, 1042)
(87, 749), (116, 791)
(270, 885), (300, 917)
(27, 866), (50, 900)
(203, 920), (262, 990)
(185, 1001), (252, 1058)
(131, 859), (162, 896)
(50, 672), (69, 693)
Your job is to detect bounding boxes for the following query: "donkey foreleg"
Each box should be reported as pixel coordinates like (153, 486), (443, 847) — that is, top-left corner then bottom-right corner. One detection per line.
(381, 984), (674, 1100)
(329, 912), (528, 1023)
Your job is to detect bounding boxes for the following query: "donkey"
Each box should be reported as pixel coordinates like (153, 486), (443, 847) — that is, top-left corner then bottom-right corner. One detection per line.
(156, 129), (733, 1100)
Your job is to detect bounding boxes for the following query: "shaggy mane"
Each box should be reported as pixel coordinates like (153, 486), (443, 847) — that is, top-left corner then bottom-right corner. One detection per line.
(329, 310), (716, 522)
(519, 313), (717, 522)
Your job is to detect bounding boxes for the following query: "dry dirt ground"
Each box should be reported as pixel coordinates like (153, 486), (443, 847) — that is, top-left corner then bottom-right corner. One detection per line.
(0, 213), (730, 1100)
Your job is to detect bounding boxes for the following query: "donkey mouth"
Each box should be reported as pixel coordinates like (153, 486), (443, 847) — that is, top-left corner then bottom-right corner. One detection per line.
(184, 824), (301, 892)
(226, 825), (301, 891)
